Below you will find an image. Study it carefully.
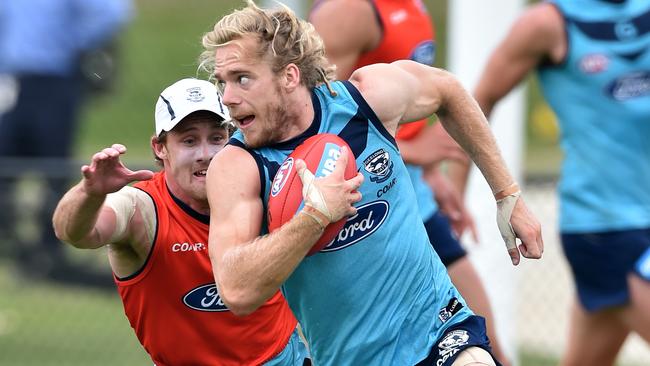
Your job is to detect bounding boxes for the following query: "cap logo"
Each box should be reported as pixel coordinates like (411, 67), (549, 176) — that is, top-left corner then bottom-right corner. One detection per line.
(186, 87), (205, 102)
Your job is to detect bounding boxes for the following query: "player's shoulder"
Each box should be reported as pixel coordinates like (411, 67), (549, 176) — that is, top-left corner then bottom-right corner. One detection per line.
(504, 3), (565, 59)
(211, 144), (257, 171)
(515, 3), (564, 36)
(208, 144), (261, 192)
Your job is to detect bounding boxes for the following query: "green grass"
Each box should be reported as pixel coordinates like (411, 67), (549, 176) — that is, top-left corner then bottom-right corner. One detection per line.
(0, 261), (149, 365)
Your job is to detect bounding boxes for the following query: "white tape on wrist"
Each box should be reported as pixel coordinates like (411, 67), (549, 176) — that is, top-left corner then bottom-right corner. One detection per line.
(297, 165), (333, 222)
(496, 191), (521, 251)
(301, 205), (329, 230)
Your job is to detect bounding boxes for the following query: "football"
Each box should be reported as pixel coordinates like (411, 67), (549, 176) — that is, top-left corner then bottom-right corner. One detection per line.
(267, 133), (357, 256)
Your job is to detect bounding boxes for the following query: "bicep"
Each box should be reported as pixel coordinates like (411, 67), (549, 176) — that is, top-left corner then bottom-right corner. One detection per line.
(351, 61), (446, 135)
(207, 146), (263, 265)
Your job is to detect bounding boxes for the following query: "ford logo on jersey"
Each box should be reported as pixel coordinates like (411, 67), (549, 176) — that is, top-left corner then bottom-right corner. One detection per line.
(183, 283), (229, 312)
(410, 40), (436, 66)
(321, 200), (389, 252)
(606, 71), (650, 101)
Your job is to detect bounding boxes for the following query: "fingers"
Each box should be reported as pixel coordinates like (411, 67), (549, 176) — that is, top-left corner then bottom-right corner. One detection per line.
(508, 247), (521, 266)
(512, 199), (544, 260)
(90, 144), (125, 165)
(127, 169), (155, 182)
(516, 232), (543, 260)
(349, 189), (363, 204)
(331, 145), (349, 178)
(295, 159), (315, 187)
(111, 143), (127, 153)
(81, 164), (92, 179)
(346, 172), (364, 191)
(496, 192), (521, 265)
(468, 218), (480, 244)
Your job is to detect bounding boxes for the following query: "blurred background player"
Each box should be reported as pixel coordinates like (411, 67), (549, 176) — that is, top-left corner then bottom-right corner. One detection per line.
(309, 1), (509, 364)
(0, 0), (132, 285)
(52, 78), (308, 365)
(470, 1), (650, 365)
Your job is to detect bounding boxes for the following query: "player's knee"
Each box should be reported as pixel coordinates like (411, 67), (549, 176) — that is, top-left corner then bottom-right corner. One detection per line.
(451, 346), (496, 366)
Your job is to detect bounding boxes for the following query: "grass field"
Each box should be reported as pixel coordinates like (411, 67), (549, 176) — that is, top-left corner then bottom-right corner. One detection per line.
(0, 258), (561, 366)
(0, 260), (149, 365)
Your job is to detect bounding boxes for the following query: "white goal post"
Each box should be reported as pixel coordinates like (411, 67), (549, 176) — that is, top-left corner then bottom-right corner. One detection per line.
(447, 0), (526, 364)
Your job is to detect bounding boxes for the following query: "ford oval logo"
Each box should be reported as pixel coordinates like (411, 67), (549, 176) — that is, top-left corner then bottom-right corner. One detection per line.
(271, 158), (294, 197)
(183, 283), (229, 312)
(410, 40), (436, 66)
(606, 71), (650, 101)
(321, 200), (389, 252)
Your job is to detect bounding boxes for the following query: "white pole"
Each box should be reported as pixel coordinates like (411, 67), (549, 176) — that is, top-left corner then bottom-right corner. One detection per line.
(448, 1), (525, 364)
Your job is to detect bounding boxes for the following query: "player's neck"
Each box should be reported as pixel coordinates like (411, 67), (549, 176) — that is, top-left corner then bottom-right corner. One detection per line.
(285, 86), (315, 140)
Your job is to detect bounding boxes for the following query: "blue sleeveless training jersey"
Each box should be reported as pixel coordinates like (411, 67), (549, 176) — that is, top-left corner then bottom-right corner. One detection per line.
(406, 164), (438, 220)
(538, 0), (650, 233)
(230, 81), (472, 365)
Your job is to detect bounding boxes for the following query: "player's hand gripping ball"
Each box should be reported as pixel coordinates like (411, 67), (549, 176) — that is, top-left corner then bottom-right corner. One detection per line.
(268, 134), (357, 256)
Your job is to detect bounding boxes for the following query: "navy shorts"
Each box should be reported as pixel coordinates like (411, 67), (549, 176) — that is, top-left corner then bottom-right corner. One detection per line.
(561, 228), (650, 312)
(415, 315), (501, 366)
(423, 211), (467, 267)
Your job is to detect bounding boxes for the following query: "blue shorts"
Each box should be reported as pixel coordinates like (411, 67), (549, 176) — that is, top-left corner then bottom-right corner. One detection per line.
(561, 228), (650, 312)
(415, 315), (501, 366)
(423, 211), (467, 267)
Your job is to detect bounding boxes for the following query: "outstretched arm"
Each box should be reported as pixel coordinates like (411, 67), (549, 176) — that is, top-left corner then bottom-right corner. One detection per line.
(351, 61), (543, 265)
(52, 144), (154, 248)
(207, 145), (363, 316)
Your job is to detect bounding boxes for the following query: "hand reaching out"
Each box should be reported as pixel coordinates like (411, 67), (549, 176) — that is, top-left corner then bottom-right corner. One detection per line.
(81, 144), (154, 197)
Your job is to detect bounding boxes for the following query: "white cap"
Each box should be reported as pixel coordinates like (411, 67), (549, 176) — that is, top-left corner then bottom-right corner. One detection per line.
(154, 78), (230, 136)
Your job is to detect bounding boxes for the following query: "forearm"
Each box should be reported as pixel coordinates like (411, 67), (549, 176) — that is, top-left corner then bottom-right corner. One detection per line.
(52, 182), (106, 247)
(214, 211), (324, 315)
(437, 85), (514, 195)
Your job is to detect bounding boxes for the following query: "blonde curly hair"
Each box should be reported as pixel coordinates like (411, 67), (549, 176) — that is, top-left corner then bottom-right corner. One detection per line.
(199, 0), (336, 91)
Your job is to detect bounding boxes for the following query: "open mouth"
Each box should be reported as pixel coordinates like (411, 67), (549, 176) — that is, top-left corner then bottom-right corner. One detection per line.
(235, 115), (255, 128)
(194, 169), (207, 178)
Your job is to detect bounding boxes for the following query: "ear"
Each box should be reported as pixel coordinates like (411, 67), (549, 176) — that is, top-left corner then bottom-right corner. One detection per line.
(283, 63), (301, 92)
(151, 135), (167, 161)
